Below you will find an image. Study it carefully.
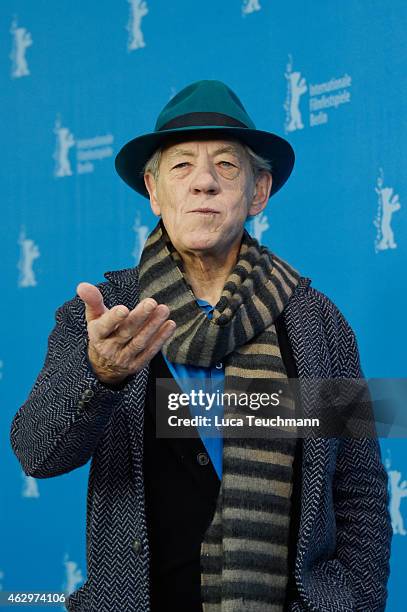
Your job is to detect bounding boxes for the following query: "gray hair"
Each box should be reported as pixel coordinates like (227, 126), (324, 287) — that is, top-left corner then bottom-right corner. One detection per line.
(142, 140), (272, 183)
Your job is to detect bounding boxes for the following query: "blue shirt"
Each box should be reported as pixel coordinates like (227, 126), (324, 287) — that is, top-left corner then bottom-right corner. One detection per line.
(162, 298), (224, 479)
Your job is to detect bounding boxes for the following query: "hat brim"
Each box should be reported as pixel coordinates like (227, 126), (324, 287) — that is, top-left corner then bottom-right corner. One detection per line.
(114, 125), (295, 199)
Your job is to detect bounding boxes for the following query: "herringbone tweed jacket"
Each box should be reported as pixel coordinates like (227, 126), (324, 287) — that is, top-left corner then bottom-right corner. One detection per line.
(10, 266), (392, 612)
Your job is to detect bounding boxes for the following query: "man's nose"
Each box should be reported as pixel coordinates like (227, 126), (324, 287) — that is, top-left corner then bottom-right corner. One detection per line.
(190, 160), (220, 194)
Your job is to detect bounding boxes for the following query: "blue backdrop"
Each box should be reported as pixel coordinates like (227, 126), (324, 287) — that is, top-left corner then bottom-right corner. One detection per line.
(2, 1), (405, 609)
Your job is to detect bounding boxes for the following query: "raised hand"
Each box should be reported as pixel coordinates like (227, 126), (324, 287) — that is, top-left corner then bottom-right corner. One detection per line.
(76, 282), (176, 385)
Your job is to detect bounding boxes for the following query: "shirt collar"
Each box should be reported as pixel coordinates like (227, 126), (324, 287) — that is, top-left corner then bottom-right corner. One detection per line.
(195, 297), (215, 314)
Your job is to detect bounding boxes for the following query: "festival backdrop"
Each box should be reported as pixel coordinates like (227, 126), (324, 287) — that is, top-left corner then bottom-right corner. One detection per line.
(1, 1), (406, 610)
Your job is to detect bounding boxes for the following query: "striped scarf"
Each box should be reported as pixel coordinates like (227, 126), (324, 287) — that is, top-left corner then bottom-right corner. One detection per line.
(138, 219), (302, 611)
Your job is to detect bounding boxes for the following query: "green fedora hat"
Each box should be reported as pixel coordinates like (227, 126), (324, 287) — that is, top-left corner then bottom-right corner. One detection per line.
(115, 79), (295, 199)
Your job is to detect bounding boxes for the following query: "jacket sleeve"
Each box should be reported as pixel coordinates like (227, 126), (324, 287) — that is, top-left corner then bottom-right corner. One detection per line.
(10, 293), (131, 478)
(332, 312), (392, 612)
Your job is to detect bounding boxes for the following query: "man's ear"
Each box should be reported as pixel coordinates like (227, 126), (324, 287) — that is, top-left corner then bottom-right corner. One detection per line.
(248, 171), (273, 216)
(144, 172), (161, 216)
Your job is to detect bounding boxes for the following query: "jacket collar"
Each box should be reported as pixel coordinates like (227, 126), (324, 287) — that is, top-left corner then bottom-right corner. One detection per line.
(104, 266), (139, 287)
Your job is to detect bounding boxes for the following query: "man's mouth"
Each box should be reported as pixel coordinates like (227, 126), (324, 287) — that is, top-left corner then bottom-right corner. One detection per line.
(190, 208), (219, 214)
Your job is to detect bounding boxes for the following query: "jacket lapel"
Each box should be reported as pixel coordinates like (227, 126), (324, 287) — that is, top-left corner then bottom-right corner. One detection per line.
(283, 278), (332, 576)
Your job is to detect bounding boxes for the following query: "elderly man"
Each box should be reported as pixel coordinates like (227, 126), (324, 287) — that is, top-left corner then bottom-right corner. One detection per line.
(10, 80), (391, 612)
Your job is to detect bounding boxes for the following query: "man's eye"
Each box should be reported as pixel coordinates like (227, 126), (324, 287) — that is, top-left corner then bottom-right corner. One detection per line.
(172, 160), (236, 170)
(173, 162), (190, 169)
(219, 161), (234, 167)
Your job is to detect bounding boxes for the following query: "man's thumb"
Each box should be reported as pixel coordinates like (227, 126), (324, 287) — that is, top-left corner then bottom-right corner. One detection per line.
(76, 282), (107, 323)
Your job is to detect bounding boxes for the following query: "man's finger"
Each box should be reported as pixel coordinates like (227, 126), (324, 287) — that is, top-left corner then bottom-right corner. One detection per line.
(89, 297), (160, 343)
(115, 301), (167, 341)
(120, 303), (170, 353)
(76, 282), (109, 323)
(130, 319), (177, 371)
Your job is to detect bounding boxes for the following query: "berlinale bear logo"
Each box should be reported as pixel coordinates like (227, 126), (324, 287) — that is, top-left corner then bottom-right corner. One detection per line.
(10, 16), (32, 79)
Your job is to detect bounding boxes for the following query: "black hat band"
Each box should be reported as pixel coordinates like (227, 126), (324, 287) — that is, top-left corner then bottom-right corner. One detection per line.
(159, 112), (249, 131)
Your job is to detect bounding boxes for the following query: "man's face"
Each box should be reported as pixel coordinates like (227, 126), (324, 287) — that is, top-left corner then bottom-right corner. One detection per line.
(144, 139), (272, 257)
